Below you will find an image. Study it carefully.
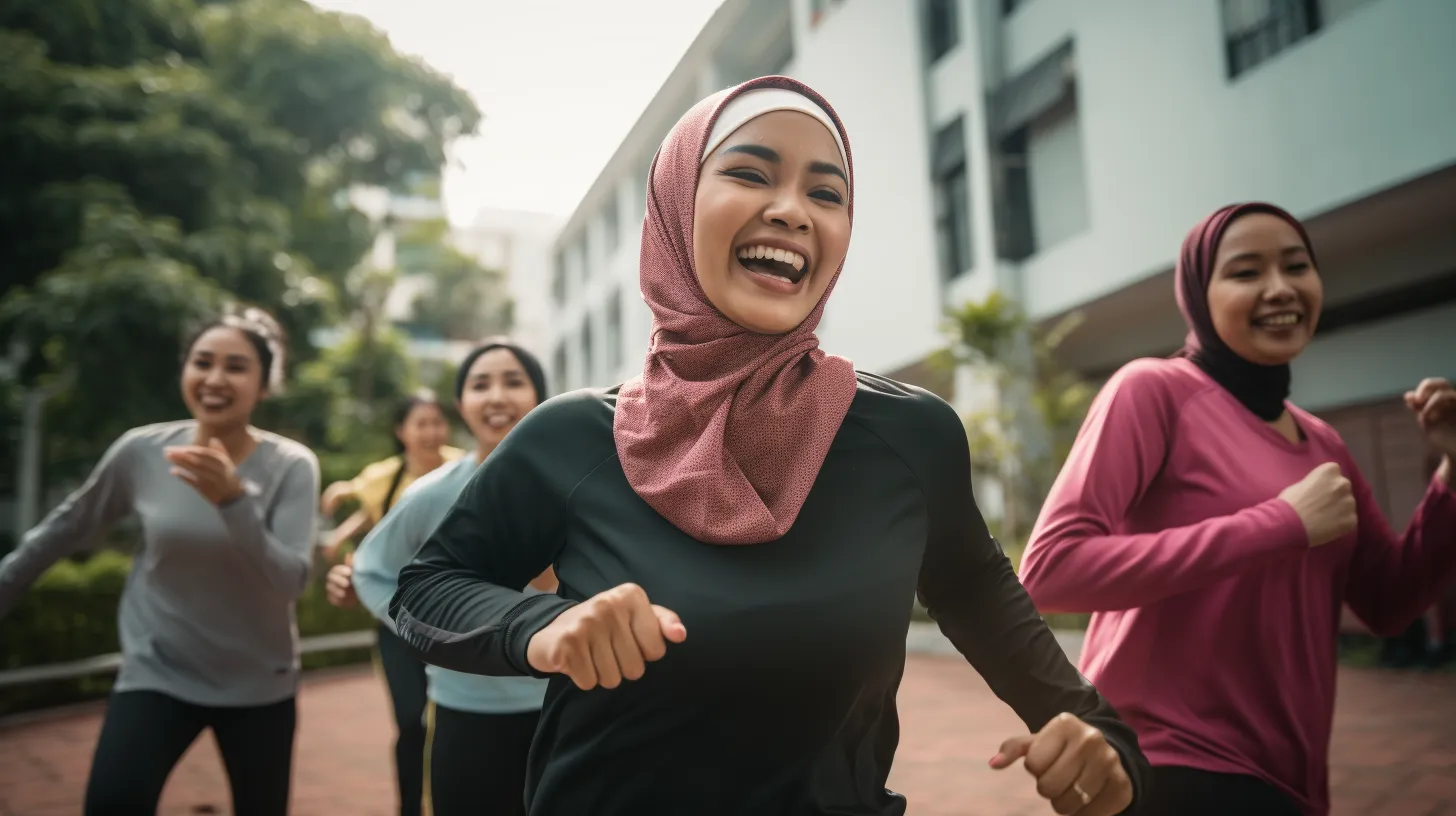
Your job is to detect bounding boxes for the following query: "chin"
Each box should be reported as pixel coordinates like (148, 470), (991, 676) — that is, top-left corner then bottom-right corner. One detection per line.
(725, 300), (813, 335)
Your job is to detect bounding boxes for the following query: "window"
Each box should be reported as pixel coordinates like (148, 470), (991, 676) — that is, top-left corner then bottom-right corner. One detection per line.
(1221, 0), (1322, 78)
(930, 117), (971, 282)
(602, 194), (620, 256)
(810, 0), (845, 29)
(922, 0), (959, 64)
(551, 250), (566, 306)
(606, 289), (624, 374)
(552, 343), (567, 392)
(994, 129), (1035, 261)
(581, 319), (595, 386)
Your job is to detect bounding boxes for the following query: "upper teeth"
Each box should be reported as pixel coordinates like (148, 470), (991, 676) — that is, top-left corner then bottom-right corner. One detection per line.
(200, 395), (229, 407)
(736, 245), (805, 272)
(1259, 314), (1300, 326)
(485, 415), (511, 427)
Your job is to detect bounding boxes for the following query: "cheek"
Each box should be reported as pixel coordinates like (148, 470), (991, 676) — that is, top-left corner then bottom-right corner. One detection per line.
(458, 396), (485, 421)
(229, 375), (262, 406)
(692, 189), (746, 269)
(1207, 284), (1251, 333)
(511, 391), (538, 415)
(818, 218), (851, 274)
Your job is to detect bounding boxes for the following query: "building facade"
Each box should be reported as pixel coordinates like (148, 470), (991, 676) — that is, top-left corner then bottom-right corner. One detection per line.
(548, 0), (1456, 525)
(452, 207), (564, 364)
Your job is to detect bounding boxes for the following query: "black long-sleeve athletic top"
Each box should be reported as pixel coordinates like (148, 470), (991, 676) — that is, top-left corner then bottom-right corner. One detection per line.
(390, 373), (1147, 815)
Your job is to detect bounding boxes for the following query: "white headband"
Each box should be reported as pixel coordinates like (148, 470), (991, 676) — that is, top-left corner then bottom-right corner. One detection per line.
(699, 88), (847, 169)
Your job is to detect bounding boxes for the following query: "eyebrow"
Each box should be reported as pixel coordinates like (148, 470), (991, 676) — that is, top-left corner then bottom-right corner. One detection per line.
(193, 351), (253, 363)
(1224, 246), (1309, 265)
(721, 143), (848, 183)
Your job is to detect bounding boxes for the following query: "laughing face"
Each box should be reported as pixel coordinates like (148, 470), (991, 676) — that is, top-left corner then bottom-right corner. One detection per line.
(692, 109), (851, 335)
(457, 348), (540, 450)
(1207, 213), (1323, 366)
(179, 326), (267, 430)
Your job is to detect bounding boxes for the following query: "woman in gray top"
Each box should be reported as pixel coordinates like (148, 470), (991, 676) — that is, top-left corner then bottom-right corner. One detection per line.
(0, 306), (321, 816)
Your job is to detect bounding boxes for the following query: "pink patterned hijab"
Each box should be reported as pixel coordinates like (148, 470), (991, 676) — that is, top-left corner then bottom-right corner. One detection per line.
(612, 76), (858, 546)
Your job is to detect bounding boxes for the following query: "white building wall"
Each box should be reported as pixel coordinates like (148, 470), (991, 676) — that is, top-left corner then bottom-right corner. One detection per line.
(548, 0), (1456, 414)
(453, 208), (563, 364)
(786, 0), (944, 374)
(1004, 0), (1456, 318)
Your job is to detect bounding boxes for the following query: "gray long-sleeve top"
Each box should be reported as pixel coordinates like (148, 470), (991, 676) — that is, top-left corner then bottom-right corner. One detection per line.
(0, 420), (321, 706)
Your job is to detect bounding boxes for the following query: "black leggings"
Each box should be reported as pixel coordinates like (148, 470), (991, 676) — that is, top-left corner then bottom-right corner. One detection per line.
(83, 689), (295, 816)
(429, 705), (540, 816)
(377, 622), (429, 816)
(1137, 765), (1302, 815)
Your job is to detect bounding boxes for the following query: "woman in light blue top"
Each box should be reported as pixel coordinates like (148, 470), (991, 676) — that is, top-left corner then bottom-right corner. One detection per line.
(328, 339), (553, 816)
(0, 306), (320, 816)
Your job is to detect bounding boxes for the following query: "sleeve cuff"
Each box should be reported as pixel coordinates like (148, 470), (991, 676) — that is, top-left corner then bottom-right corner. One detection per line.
(1105, 734), (1148, 813)
(1259, 497), (1310, 551)
(504, 594), (580, 678)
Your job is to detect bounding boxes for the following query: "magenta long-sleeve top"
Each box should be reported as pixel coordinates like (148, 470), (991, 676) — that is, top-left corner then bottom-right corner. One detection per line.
(1020, 356), (1456, 815)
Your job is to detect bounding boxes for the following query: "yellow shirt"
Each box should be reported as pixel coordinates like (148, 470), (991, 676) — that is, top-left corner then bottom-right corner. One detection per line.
(349, 446), (466, 525)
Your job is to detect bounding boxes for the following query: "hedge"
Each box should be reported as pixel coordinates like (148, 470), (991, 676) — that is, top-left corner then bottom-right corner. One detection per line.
(1, 535), (1093, 718)
(0, 549), (377, 718)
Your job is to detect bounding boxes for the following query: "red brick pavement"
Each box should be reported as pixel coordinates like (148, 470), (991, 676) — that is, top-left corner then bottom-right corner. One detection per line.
(3, 656), (1455, 815)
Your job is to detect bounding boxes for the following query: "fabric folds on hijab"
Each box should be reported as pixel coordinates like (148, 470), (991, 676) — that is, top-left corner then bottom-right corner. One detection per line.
(612, 76), (858, 546)
(1174, 201), (1317, 421)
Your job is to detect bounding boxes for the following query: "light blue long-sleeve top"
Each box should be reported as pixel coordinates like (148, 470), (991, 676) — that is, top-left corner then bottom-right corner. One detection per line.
(351, 454), (548, 714)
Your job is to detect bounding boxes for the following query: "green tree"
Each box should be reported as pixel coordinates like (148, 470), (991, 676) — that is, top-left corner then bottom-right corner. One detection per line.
(407, 248), (514, 342)
(0, 0), (481, 479)
(935, 291), (1095, 542)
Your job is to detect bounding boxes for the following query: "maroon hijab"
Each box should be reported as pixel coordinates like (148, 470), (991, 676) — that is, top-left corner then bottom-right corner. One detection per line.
(612, 76), (858, 546)
(1174, 201), (1317, 421)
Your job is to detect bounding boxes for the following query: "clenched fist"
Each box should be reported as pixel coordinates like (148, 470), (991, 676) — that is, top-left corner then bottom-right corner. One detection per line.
(526, 582), (686, 691)
(990, 712), (1134, 815)
(1278, 462), (1357, 547)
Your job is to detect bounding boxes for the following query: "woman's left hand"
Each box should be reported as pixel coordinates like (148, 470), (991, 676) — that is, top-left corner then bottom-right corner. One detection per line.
(1407, 378), (1456, 460)
(990, 712), (1133, 815)
(164, 438), (245, 506)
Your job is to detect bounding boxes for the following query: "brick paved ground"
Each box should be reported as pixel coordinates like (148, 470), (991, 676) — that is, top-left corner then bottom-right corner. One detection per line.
(3, 654), (1456, 815)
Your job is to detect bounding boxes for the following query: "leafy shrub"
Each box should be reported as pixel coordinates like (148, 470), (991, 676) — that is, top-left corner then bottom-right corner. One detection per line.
(0, 550), (376, 717)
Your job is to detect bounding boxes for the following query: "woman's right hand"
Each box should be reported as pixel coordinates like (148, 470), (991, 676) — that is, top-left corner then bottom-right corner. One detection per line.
(526, 583), (686, 691)
(325, 555), (358, 608)
(1278, 462), (1357, 547)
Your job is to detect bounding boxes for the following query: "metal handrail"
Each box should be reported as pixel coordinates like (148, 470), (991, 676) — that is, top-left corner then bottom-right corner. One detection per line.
(0, 629), (377, 689)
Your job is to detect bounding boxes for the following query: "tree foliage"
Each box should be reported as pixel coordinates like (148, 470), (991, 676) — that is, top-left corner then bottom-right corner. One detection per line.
(0, 0), (481, 477)
(937, 292), (1096, 541)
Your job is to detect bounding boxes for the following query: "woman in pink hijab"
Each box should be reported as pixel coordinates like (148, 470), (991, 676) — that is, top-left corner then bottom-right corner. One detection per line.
(1020, 202), (1456, 815)
(388, 76), (1145, 816)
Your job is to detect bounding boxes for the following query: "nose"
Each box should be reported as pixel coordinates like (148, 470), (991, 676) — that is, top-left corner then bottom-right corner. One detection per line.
(1264, 268), (1297, 303)
(205, 365), (228, 385)
(762, 189), (811, 234)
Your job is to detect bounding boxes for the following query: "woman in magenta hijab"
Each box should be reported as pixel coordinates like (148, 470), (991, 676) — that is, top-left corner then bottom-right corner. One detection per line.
(387, 76), (1146, 815)
(1020, 202), (1456, 815)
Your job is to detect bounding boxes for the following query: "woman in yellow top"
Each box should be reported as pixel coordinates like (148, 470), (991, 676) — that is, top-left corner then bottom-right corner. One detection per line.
(320, 394), (465, 560)
(319, 391), (462, 816)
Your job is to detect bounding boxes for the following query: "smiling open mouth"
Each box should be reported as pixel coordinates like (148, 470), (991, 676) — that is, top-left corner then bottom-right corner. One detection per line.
(1252, 312), (1304, 329)
(736, 244), (808, 285)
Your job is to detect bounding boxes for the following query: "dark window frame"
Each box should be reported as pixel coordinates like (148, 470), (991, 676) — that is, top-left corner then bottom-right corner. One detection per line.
(1222, 0), (1323, 79)
(931, 117), (972, 282)
(921, 0), (960, 65)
